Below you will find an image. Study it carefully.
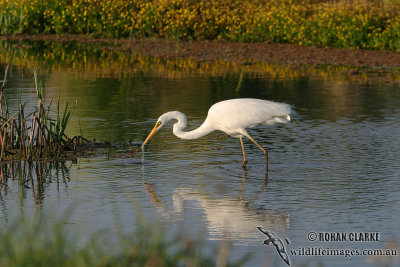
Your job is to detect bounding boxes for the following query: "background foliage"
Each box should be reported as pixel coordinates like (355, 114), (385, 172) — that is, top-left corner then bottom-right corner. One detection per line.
(0, 0), (400, 50)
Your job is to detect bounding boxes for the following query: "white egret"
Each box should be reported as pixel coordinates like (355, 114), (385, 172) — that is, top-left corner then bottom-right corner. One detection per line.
(141, 98), (292, 169)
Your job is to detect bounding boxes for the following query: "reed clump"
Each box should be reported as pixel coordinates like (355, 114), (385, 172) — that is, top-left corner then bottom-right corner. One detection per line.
(0, 92), (88, 162)
(0, 61), (90, 163)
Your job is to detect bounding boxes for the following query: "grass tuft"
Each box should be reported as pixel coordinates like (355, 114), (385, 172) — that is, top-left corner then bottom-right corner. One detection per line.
(0, 211), (247, 267)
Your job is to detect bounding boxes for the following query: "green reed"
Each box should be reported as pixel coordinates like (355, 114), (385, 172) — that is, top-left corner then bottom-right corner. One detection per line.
(0, 65), (83, 161)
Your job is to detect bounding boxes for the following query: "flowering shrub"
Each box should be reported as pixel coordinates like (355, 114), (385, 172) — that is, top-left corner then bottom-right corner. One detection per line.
(1, 0), (399, 51)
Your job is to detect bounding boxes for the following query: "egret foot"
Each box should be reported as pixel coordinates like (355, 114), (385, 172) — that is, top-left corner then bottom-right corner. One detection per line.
(242, 159), (248, 167)
(241, 160), (248, 171)
(264, 152), (268, 171)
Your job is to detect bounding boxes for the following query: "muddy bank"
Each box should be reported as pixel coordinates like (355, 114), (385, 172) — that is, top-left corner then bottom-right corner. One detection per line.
(2, 34), (400, 68)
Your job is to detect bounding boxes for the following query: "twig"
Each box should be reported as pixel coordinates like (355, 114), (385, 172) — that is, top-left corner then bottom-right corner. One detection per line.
(1, 63), (10, 90)
(0, 113), (18, 130)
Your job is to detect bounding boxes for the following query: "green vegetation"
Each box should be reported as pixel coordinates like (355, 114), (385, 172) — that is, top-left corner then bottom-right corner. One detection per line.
(0, 212), (246, 267)
(0, 60), (87, 161)
(0, 0), (400, 51)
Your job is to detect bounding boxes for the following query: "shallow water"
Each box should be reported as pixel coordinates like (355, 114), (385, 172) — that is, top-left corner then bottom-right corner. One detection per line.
(1, 41), (400, 266)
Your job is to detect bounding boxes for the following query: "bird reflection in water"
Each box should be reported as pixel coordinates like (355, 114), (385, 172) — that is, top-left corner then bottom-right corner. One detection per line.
(142, 169), (288, 242)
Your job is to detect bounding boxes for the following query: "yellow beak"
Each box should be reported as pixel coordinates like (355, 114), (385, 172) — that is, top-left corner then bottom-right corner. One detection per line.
(141, 122), (161, 149)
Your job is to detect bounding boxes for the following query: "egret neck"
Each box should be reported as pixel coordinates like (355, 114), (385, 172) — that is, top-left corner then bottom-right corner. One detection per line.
(169, 111), (215, 140)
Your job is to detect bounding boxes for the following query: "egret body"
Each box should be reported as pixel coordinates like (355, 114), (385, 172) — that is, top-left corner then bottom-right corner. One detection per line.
(142, 98), (292, 169)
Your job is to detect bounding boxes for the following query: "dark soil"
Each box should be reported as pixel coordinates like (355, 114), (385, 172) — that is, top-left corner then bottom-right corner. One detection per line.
(2, 34), (400, 68)
(0, 141), (142, 163)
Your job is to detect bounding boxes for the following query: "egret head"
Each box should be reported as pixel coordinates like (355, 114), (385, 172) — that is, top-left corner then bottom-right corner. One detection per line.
(141, 113), (172, 149)
(141, 111), (188, 149)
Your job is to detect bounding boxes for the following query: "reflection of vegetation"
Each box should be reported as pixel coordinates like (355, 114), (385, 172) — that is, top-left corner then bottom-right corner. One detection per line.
(0, 0), (400, 50)
(0, 211), (248, 267)
(1, 40), (399, 82)
(0, 160), (70, 204)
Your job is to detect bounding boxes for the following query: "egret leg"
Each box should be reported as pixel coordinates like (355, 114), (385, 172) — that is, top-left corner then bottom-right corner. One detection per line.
(247, 136), (268, 170)
(239, 170), (247, 200)
(240, 137), (248, 169)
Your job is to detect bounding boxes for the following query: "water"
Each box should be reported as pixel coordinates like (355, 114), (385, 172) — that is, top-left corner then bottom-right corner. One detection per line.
(1, 41), (400, 266)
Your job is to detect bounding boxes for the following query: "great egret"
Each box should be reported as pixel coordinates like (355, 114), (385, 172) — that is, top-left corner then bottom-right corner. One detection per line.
(141, 98), (292, 169)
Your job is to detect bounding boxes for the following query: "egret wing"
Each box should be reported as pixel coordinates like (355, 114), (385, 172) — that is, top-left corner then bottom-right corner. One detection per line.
(207, 98), (291, 133)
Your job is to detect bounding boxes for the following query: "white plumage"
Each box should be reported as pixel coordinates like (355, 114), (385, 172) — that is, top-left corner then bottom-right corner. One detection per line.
(142, 98), (292, 169)
(206, 98), (291, 137)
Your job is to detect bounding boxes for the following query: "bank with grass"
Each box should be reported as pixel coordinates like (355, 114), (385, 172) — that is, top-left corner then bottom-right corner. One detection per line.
(1, 0), (400, 51)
